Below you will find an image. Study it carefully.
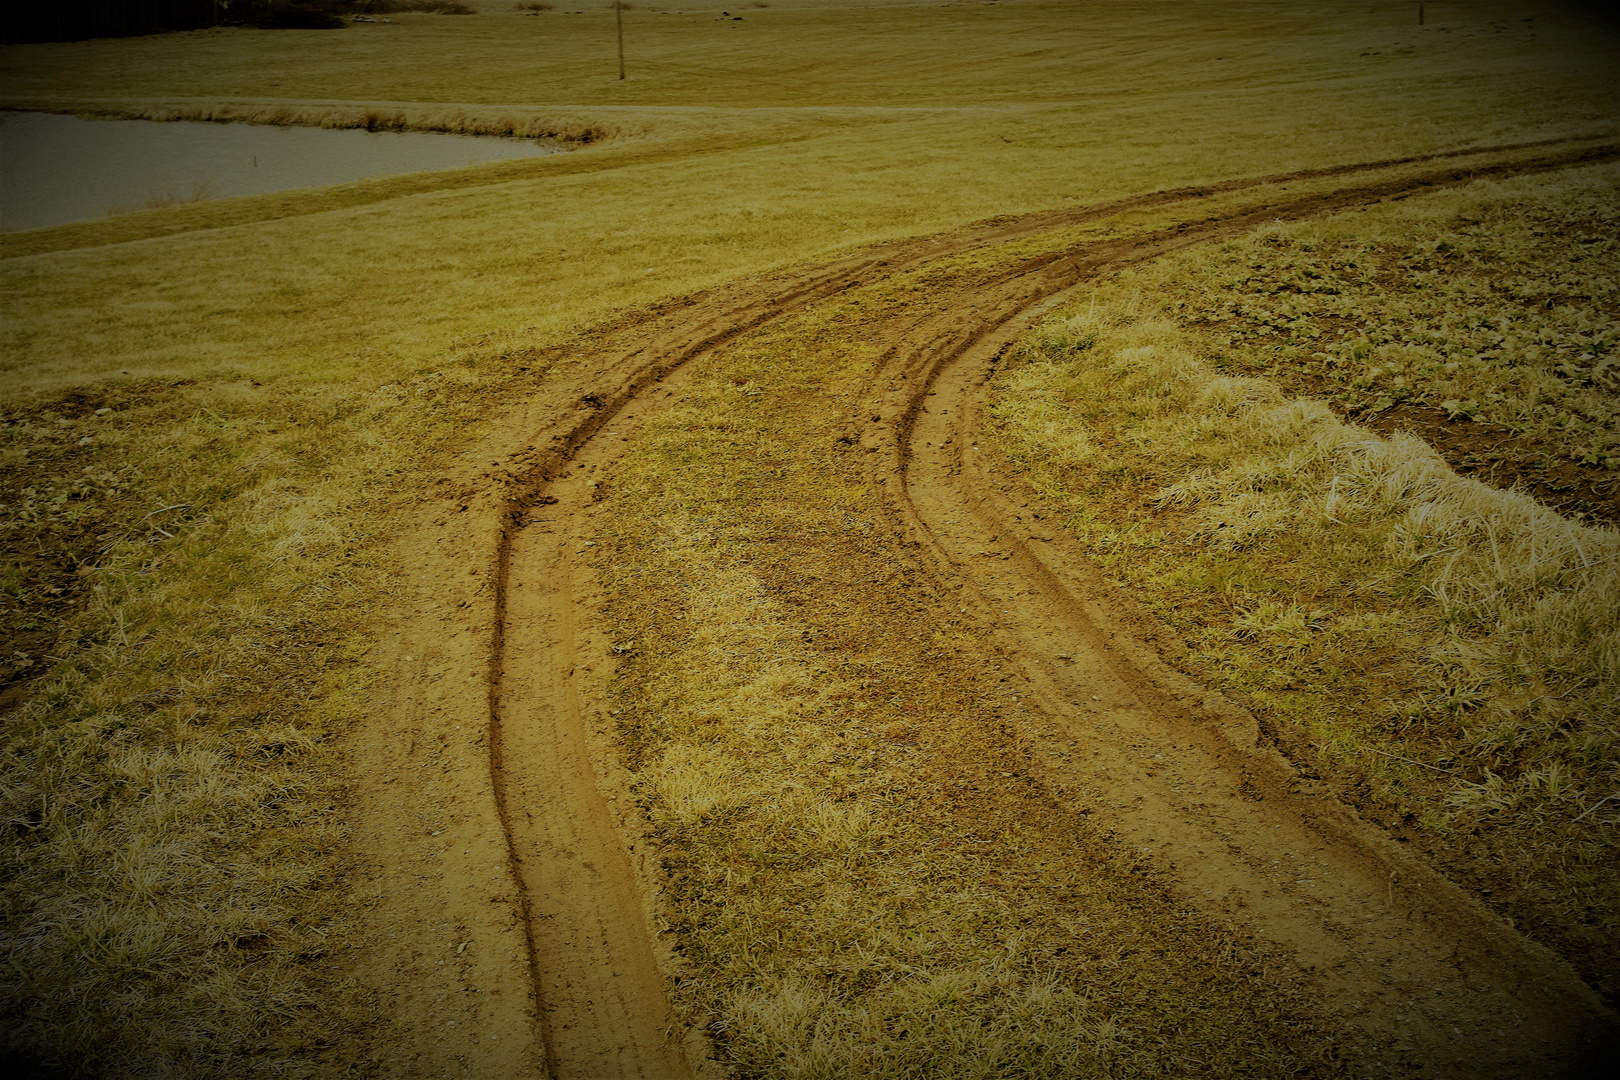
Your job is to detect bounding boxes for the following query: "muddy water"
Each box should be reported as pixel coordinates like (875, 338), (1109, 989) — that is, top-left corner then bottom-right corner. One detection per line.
(0, 111), (561, 232)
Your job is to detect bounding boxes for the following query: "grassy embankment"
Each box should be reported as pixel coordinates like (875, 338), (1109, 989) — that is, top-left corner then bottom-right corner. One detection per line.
(986, 164), (1620, 1002)
(2, 1), (1617, 1073)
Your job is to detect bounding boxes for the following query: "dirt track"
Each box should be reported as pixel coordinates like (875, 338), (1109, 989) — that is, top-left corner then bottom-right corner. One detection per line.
(345, 138), (1620, 1078)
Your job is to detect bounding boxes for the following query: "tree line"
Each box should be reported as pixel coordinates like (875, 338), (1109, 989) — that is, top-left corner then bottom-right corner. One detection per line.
(1, 1), (477, 44)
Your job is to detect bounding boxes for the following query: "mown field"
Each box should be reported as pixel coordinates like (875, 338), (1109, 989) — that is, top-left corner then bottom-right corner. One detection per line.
(3, 1), (1618, 1075)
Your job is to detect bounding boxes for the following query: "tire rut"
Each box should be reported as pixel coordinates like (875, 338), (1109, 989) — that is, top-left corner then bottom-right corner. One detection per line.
(870, 171), (1620, 1075)
(891, 316), (1615, 1078)
(472, 136), (1620, 1075)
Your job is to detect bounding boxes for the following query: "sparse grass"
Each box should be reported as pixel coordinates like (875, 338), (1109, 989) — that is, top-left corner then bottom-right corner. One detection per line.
(1, 0), (1618, 1072)
(595, 288), (1344, 1078)
(985, 168), (1620, 1002)
(101, 178), (217, 216)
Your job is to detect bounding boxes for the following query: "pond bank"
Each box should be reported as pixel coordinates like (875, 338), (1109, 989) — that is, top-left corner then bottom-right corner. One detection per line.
(1, 98), (616, 143)
(0, 110), (571, 232)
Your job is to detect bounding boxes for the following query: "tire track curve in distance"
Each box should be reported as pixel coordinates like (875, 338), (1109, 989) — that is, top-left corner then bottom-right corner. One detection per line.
(471, 137), (1619, 1075)
(870, 164), (1620, 1076)
(482, 220), (1078, 1077)
(497, 395), (702, 1078)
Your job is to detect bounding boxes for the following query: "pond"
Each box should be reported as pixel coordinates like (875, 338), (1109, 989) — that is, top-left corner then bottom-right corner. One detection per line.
(0, 111), (563, 233)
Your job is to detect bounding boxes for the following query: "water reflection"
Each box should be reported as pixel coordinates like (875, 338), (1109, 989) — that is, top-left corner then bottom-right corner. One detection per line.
(0, 111), (562, 232)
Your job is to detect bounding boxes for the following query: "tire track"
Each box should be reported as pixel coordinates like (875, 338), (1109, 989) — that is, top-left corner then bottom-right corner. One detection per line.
(474, 137), (1620, 1074)
(889, 317), (1616, 1077)
(867, 164), (1620, 1076)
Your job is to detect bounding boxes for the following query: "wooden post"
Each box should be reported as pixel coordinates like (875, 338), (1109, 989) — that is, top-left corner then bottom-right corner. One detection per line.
(1419, 2), (1425, 25)
(616, 0), (626, 80)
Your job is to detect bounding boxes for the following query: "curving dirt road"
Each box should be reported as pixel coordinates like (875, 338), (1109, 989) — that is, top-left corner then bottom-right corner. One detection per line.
(346, 136), (1620, 1078)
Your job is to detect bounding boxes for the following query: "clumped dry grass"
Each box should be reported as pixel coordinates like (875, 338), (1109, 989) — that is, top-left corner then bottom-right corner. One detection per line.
(592, 285), (1347, 1077)
(1148, 163), (1620, 518)
(101, 179), (217, 217)
(0, 351), (544, 1073)
(986, 178), (1620, 999)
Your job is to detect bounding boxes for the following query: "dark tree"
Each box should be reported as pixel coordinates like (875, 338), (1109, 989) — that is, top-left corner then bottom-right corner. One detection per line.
(2, 1), (348, 43)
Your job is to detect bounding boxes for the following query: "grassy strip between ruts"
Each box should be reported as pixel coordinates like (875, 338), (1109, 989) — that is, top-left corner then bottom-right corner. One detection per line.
(590, 256), (1349, 1076)
(983, 168), (1620, 1004)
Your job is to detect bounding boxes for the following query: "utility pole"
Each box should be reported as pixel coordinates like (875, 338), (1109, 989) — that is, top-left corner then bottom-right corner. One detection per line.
(616, 0), (626, 80)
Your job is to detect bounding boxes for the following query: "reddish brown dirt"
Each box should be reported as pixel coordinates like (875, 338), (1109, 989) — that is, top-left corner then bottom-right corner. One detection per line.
(342, 137), (1620, 1078)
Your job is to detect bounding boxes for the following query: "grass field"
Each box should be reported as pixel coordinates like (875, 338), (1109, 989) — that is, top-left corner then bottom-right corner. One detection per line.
(3, 1), (1618, 1075)
(985, 162), (1620, 1002)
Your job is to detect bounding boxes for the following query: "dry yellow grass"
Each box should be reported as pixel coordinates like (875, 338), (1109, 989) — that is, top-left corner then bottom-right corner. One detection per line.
(8, 1), (1609, 115)
(0, 364), (523, 1073)
(2, 0), (1618, 1073)
(29, 98), (623, 144)
(985, 165), (1620, 1003)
